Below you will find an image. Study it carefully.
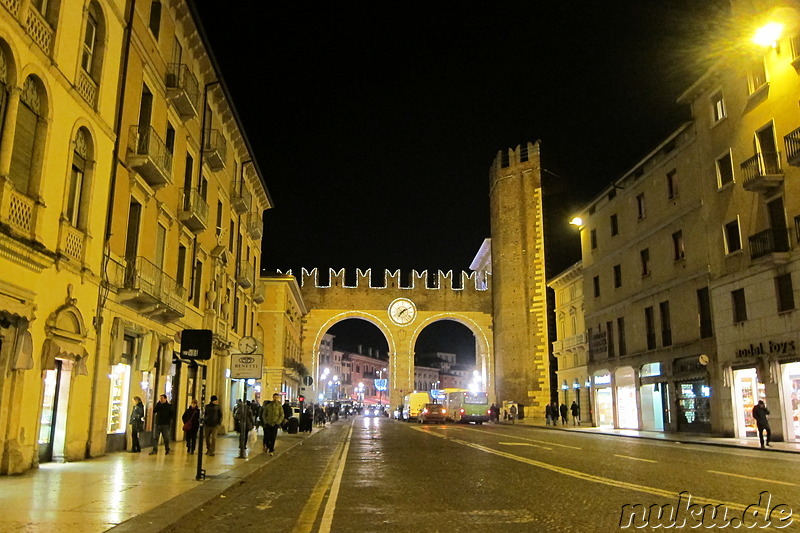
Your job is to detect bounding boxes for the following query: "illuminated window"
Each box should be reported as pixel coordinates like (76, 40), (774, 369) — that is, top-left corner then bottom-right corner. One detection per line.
(711, 91), (725, 122)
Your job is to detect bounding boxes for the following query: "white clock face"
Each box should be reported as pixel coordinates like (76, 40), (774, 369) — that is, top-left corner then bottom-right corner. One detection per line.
(238, 336), (258, 354)
(388, 298), (417, 326)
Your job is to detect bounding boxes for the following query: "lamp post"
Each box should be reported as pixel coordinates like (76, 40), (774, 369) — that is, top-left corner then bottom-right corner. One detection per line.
(377, 367), (387, 407)
(585, 379), (593, 426)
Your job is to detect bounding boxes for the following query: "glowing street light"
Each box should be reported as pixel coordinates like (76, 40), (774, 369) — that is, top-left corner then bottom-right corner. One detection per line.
(752, 22), (783, 48)
(569, 216), (583, 227)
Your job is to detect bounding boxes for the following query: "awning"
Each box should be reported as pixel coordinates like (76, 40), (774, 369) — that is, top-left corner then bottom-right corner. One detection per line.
(42, 338), (89, 376)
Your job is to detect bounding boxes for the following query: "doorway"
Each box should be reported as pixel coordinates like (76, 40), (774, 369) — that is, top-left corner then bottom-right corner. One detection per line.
(39, 359), (72, 463)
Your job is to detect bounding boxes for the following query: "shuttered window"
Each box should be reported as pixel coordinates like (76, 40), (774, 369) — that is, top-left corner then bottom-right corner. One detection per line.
(9, 104), (37, 193)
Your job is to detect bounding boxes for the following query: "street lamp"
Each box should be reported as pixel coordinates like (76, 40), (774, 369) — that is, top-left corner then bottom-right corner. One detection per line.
(561, 381), (568, 405)
(752, 22), (783, 48)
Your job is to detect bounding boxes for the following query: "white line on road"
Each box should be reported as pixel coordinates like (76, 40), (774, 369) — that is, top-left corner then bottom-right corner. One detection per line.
(499, 442), (553, 450)
(452, 425), (581, 449)
(613, 453), (657, 463)
(319, 424), (355, 532)
(707, 469), (798, 487)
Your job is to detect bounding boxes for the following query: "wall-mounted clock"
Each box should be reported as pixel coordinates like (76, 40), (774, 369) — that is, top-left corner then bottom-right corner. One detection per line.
(388, 298), (417, 326)
(237, 335), (258, 354)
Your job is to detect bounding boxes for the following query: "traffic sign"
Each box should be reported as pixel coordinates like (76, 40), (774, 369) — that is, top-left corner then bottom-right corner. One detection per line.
(303, 375), (313, 386)
(230, 354), (263, 379)
(180, 329), (212, 360)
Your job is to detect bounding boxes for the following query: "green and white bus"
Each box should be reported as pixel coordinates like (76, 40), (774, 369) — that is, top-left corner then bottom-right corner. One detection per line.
(445, 390), (491, 424)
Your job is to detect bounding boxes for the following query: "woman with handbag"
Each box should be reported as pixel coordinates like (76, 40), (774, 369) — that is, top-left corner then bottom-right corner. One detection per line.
(182, 399), (201, 454)
(129, 396), (144, 453)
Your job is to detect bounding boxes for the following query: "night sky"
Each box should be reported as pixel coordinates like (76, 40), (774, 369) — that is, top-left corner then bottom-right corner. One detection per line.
(192, 1), (731, 361)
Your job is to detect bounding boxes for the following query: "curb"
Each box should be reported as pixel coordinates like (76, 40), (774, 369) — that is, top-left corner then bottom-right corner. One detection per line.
(515, 421), (800, 454)
(107, 430), (322, 532)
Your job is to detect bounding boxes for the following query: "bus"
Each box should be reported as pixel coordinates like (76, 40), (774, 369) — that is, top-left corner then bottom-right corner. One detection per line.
(445, 390), (491, 424)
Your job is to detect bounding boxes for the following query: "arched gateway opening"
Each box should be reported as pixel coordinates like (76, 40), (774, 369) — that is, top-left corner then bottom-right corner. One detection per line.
(296, 268), (493, 408)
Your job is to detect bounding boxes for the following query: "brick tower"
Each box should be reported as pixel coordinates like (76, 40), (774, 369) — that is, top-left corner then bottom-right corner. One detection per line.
(489, 141), (550, 411)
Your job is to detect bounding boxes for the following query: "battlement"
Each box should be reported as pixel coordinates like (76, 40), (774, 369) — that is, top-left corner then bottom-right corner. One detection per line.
(278, 268), (491, 292)
(490, 141), (541, 177)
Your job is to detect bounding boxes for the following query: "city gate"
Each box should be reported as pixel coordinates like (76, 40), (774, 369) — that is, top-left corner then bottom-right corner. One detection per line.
(296, 268), (493, 407)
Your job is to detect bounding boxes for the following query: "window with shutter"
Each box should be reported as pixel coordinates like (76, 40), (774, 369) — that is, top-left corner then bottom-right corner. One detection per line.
(9, 78), (41, 194)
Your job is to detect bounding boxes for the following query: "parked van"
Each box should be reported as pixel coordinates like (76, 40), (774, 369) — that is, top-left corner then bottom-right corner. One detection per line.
(402, 392), (431, 421)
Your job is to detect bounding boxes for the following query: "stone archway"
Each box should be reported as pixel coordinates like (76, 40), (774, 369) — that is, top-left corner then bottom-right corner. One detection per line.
(298, 268), (493, 407)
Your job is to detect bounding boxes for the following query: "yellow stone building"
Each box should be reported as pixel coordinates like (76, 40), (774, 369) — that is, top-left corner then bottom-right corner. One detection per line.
(258, 273), (307, 400)
(0, 0), (270, 474)
(0, 0), (126, 474)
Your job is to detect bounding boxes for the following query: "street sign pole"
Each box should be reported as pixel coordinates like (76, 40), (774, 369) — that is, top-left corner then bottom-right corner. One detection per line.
(229, 353), (263, 459)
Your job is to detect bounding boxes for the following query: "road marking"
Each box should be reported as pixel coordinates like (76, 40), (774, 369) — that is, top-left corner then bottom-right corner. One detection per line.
(319, 424), (354, 532)
(452, 425), (581, 449)
(499, 442), (552, 450)
(613, 454), (656, 463)
(707, 470), (798, 487)
(423, 430), (751, 513)
(291, 421), (353, 533)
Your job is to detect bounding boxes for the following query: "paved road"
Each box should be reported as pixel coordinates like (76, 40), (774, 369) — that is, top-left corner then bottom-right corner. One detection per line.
(168, 417), (800, 532)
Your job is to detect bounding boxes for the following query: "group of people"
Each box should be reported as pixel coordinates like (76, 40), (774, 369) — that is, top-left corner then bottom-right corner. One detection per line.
(545, 401), (580, 426)
(127, 394), (224, 457)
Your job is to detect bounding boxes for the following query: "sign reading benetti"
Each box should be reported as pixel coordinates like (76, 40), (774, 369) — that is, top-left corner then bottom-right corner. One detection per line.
(230, 354), (263, 379)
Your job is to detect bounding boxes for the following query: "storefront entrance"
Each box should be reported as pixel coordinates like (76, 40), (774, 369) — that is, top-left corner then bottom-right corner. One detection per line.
(640, 383), (667, 431)
(615, 367), (638, 429)
(676, 379), (711, 433)
(779, 361), (800, 441)
(39, 359), (72, 463)
(732, 367), (762, 438)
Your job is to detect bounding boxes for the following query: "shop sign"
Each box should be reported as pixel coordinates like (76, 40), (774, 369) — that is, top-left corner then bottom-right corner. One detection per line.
(735, 340), (796, 359)
(594, 374), (611, 385)
(230, 354), (263, 379)
(589, 331), (607, 358)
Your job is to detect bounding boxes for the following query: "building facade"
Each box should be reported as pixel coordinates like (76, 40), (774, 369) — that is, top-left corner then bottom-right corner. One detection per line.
(571, 0), (800, 441)
(0, 0), (271, 474)
(548, 262), (590, 423)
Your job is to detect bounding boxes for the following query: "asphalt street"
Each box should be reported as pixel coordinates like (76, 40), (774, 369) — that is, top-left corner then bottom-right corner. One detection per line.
(168, 417), (800, 532)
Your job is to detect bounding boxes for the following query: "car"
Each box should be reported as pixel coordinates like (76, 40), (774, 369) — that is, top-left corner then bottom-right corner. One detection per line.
(418, 403), (447, 424)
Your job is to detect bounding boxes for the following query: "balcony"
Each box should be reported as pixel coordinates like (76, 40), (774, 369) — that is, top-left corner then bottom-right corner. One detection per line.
(785, 127), (800, 166)
(203, 129), (227, 171)
(740, 151), (783, 193)
(247, 212), (263, 239)
(58, 221), (85, 263)
(252, 280), (265, 304)
(236, 262), (254, 289)
(230, 182), (251, 214)
(127, 125), (173, 188)
(748, 227), (790, 260)
(109, 256), (185, 322)
(26, 6), (53, 55)
(165, 63), (199, 119)
(76, 70), (98, 108)
(179, 188), (209, 233)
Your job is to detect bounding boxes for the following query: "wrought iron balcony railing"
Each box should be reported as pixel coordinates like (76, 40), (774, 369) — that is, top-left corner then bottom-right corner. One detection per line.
(231, 182), (251, 214)
(127, 125), (173, 188)
(784, 127), (800, 166)
(740, 151), (783, 193)
(179, 188), (209, 233)
(203, 129), (227, 171)
(165, 63), (199, 118)
(748, 227), (790, 260)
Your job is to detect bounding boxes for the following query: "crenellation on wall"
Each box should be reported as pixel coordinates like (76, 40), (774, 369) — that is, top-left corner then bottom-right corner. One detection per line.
(291, 267), (490, 292)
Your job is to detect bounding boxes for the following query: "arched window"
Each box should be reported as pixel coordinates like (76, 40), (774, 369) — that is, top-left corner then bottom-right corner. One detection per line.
(81, 1), (106, 80)
(9, 76), (43, 195)
(66, 128), (92, 228)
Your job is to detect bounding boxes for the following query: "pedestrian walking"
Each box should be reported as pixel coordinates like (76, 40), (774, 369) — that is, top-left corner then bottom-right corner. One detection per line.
(570, 401), (580, 426)
(509, 403), (518, 424)
(491, 403), (500, 423)
(752, 399), (771, 449)
(282, 399), (293, 431)
(237, 398), (255, 448)
(560, 403), (568, 425)
(204, 395), (222, 456)
(150, 394), (172, 455)
(129, 396), (144, 452)
(545, 403), (552, 425)
(551, 402), (560, 426)
(262, 392), (286, 456)
(182, 399), (201, 454)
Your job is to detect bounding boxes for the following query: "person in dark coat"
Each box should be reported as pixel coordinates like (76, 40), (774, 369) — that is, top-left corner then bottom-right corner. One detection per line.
(545, 403), (553, 425)
(752, 399), (771, 449)
(182, 399), (201, 454)
(551, 402), (560, 426)
(282, 400), (293, 430)
(560, 403), (568, 425)
(129, 396), (144, 452)
(150, 394), (172, 455)
(204, 395), (222, 456)
(570, 401), (580, 426)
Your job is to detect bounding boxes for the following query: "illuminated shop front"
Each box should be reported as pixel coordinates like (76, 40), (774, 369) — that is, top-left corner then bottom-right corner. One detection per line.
(39, 359), (73, 464)
(639, 362), (667, 431)
(615, 366), (638, 429)
(780, 361), (800, 441)
(673, 356), (711, 433)
(593, 372), (614, 427)
(732, 367), (763, 439)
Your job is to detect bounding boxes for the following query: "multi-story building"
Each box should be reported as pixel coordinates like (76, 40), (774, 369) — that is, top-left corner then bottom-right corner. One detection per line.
(548, 262), (590, 423)
(98, 0), (271, 449)
(0, 0), (126, 473)
(259, 273), (306, 402)
(0, 0), (271, 474)
(570, 1), (800, 441)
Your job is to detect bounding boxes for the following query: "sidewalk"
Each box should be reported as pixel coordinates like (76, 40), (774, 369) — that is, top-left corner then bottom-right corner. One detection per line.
(514, 417), (800, 454)
(1, 427), (317, 533)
